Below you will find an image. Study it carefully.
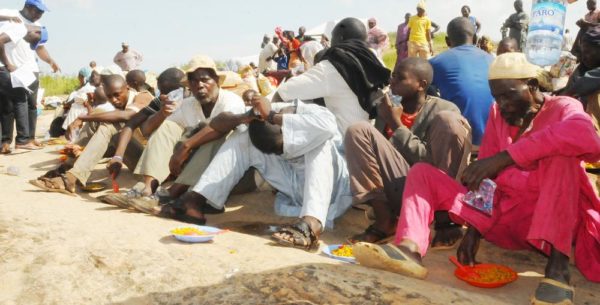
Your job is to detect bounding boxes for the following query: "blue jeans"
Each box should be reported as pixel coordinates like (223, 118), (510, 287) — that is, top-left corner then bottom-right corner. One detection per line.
(0, 67), (31, 145)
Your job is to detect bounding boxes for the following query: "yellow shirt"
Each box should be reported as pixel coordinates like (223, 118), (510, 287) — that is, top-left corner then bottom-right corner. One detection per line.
(408, 15), (432, 44)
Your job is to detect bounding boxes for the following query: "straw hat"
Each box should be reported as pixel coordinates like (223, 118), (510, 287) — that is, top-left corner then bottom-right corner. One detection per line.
(184, 55), (226, 86)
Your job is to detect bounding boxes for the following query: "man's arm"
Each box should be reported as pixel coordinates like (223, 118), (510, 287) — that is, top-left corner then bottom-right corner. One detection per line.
(169, 111), (254, 176)
(35, 45), (60, 72)
(0, 33), (16, 72)
(79, 109), (137, 123)
(431, 22), (440, 35)
(106, 112), (150, 176)
(475, 19), (482, 33)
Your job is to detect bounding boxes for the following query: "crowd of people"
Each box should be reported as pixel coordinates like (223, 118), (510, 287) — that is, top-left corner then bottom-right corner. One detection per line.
(2, 0), (600, 304)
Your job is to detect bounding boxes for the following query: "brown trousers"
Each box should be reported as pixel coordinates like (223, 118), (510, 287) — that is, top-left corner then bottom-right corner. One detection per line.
(344, 111), (471, 216)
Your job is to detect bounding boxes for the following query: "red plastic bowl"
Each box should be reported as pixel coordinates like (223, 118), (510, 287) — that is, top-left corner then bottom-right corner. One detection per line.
(454, 263), (518, 288)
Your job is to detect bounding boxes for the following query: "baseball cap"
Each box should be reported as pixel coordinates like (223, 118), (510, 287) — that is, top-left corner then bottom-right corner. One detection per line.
(30, 26), (48, 50)
(25, 0), (50, 12)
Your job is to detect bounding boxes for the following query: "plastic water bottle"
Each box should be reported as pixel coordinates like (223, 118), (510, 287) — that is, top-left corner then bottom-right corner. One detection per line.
(525, 0), (568, 67)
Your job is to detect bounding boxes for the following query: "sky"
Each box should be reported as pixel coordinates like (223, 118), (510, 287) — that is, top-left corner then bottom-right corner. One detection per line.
(2, 0), (590, 75)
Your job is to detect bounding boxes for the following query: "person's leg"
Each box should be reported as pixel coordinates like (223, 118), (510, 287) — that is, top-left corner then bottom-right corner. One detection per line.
(67, 123), (120, 185)
(0, 92), (13, 148)
(133, 120), (184, 190)
(527, 156), (579, 283)
(352, 163), (467, 280)
(344, 122), (411, 243)
(425, 111), (472, 247)
(407, 41), (417, 58)
(174, 135), (227, 187)
(27, 77), (40, 144)
(167, 131), (256, 223)
(395, 163), (467, 257)
(11, 88), (31, 146)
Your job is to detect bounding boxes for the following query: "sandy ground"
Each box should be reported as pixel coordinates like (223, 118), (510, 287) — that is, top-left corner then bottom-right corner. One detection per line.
(0, 111), (598, 305)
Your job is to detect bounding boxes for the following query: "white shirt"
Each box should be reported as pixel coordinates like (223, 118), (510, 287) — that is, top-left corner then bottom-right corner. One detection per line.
(168, 89), (246, 130)
(0, 9), (41, 72)
(258, 42), (278, 72)
(277, 60), (369, 136)
(300, 40), (324, 70)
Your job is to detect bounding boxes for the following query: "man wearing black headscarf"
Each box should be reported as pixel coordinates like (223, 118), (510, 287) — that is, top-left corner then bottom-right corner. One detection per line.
(274, 17), (390, 136)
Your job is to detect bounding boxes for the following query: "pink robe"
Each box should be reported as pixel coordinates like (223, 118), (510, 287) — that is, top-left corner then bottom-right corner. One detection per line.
(396, 96), (600, 282)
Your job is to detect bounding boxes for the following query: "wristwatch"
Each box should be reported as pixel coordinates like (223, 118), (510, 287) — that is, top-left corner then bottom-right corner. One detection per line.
(267, 110), (276, 124)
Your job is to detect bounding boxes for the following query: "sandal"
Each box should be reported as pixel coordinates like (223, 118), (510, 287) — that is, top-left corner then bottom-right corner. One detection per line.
(353, 242), (428, 279)
(431, 221), (463, 250)
(271, 220), (320, 251)
(531, 278), (574, 305)
(154, 202), (206, 225)
(98, 194), (134, 209)
(128, 197), (160, 214)
(29, 175), (76, 196)
(348, 225), (395, 244)
(38, 164), (71, 180)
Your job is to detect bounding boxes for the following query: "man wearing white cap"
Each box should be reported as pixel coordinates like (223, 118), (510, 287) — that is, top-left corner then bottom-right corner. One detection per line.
(131, 55), (246, 201)
(353, 53), (600, 305)
(0, 0), (60, 152)
(113, 42), (143, 72)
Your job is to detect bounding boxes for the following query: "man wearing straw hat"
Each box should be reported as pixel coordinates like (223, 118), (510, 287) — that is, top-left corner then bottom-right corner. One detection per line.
(353, 53), (600, 305)
(129, 55), (246, 202)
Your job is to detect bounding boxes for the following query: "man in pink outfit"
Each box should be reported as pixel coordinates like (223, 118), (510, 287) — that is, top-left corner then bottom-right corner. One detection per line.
(354, 53), (600, 305)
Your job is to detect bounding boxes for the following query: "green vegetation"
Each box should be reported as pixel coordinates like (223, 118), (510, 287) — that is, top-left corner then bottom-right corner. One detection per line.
(40, 75), (80, 97)
(382, 32), (449, 70)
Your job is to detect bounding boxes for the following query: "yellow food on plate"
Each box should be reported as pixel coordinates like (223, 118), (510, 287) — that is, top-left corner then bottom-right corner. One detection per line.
(466, 266), (514, 283)
(332, 245), (354, 257)
(171, 227), (209, 236)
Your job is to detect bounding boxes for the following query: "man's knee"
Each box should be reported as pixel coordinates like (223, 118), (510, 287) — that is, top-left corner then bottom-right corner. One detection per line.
(431, 111), (471, 140)
(344, 121), (375, 146)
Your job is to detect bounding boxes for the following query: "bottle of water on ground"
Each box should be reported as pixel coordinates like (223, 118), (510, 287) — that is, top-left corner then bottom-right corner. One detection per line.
(526, 0), (567, 67)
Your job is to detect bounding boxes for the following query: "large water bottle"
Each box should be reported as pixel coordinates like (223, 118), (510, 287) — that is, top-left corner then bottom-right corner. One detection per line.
(525, 0), (568, 67)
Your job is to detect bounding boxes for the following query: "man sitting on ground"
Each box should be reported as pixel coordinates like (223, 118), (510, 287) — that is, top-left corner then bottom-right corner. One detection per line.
(344, 57), (471, 245)
(106, 68), (185, 181)
(274, 17), (390, 136)
(130, 55), (246, 201)
(125, 69), (151, 93)
(353, 53), (600, 305)
(155, 94), (352, 251)
(30, 74), (153, 194)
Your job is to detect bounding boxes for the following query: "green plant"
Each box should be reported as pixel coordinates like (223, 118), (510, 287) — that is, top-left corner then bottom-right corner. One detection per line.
(382, 32), (449, 70)
(39, 75), (80, 96)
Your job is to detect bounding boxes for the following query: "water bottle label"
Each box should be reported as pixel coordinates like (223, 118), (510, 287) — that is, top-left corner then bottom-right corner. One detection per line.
(526, 0), (567, 66)
(530, 1), (566, 36)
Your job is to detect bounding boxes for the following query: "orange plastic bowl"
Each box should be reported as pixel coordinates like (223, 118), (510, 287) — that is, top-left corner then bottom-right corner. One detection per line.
(454, 264), (518, 288)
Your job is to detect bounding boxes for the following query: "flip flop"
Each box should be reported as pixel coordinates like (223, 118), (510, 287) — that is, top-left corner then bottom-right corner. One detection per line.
(353, 242), (428, 279)
(29, 177), (76, 197)
(347, 225), (395, 244)
(98, 194), (134, 209)
(271, 220), (320, 252)
(154, 202), (206, 225)
(128, 197), (160, 214)
(531, 278), (574, 305)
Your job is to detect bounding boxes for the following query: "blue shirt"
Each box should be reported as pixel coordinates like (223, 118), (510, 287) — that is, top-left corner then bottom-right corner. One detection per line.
(429, 45), (494, 145)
